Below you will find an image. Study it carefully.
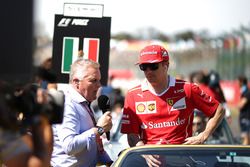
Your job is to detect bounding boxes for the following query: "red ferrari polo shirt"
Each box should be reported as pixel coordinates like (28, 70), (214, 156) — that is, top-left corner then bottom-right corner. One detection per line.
(121, 76), (219, 144)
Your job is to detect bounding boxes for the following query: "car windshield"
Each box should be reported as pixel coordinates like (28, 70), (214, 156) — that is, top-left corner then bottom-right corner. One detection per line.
(119, 147), (250, 167)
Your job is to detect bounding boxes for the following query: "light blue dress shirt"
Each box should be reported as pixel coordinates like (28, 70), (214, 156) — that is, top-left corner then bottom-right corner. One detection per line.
(51, 85), (111, 167)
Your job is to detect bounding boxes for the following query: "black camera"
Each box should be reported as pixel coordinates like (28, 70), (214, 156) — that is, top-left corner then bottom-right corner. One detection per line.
(0, 81), (64, 131)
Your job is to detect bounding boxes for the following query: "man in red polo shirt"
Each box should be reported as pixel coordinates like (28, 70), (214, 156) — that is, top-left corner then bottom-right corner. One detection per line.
(121, 44), (225, 146)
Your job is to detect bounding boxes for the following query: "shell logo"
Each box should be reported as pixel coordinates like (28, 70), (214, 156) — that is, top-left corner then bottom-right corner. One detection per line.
(137, 103), (146, 113)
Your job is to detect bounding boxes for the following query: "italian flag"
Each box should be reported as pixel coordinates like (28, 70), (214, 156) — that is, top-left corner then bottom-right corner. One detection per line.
(61, 37), (100, 73)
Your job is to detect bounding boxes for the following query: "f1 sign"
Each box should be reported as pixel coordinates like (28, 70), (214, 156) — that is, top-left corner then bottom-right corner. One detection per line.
(52, 14), (111, 85)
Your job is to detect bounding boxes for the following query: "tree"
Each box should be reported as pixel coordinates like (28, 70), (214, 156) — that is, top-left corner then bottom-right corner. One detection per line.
(175, 30), (195, 41)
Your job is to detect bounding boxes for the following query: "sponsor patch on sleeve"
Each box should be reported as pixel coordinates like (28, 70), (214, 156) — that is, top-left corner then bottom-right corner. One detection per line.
(135, 101), (157, 114)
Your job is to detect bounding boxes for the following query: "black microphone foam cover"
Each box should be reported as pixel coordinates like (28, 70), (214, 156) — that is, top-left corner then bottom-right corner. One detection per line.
(97, 95), (111, 140)
(97, 95), (110, 112)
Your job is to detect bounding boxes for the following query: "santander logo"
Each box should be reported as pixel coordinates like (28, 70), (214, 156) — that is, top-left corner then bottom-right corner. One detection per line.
(141, 118), (186, 129)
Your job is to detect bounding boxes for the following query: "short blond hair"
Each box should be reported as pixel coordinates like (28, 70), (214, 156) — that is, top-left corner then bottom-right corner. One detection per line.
(69, 58), (100, 83)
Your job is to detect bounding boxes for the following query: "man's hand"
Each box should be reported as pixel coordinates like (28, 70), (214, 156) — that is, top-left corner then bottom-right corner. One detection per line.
(96, 111), (112, 133)
(183, 132), (206, 144)
(142, 154), (164, 167)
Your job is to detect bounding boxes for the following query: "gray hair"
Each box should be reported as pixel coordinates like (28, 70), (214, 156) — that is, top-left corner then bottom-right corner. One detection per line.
(69, 58), (100, 83)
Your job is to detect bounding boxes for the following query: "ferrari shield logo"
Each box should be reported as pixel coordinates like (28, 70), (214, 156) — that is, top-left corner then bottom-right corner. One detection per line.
(167, 99), (174, 106)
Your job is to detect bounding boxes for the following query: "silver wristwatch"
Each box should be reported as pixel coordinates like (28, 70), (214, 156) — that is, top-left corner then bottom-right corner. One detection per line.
(96, 126), (104, 135)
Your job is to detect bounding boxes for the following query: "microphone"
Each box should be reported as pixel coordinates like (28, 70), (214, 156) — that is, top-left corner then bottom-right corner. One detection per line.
(97, 95), (111, 140)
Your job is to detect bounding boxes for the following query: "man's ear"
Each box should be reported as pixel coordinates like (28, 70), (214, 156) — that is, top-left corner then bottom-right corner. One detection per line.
(163, 61), (169, 68)
(72, 78), (80, 87)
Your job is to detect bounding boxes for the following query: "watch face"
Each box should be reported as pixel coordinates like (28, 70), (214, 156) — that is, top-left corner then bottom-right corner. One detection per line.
(97, 126), (104, 135)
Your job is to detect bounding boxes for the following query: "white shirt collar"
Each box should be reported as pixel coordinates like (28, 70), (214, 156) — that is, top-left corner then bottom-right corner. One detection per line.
(66, 85), (88, 103)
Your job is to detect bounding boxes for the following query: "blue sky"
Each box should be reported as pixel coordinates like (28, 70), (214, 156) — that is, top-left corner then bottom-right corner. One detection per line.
(35, 0), (250, 38)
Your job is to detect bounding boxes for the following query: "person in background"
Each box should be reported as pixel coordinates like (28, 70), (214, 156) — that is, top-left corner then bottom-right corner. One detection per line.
(50, 58), (113, 167)
(190, 70), (232, 123)
(33, 57), (57, 90)
(208, 70), (232, 123)
(109, 88), (125, 139)
(192, 110), (206, 136)
(100, 75), (115, 97)
(237, 75), (250, 145)
(189, 70), (210, 94)
(0, 82), (53, 167)
(120, 45), (225, 167)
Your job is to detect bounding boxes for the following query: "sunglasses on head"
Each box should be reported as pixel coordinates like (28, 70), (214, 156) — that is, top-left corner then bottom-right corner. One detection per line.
(139, 63), (159, 71)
